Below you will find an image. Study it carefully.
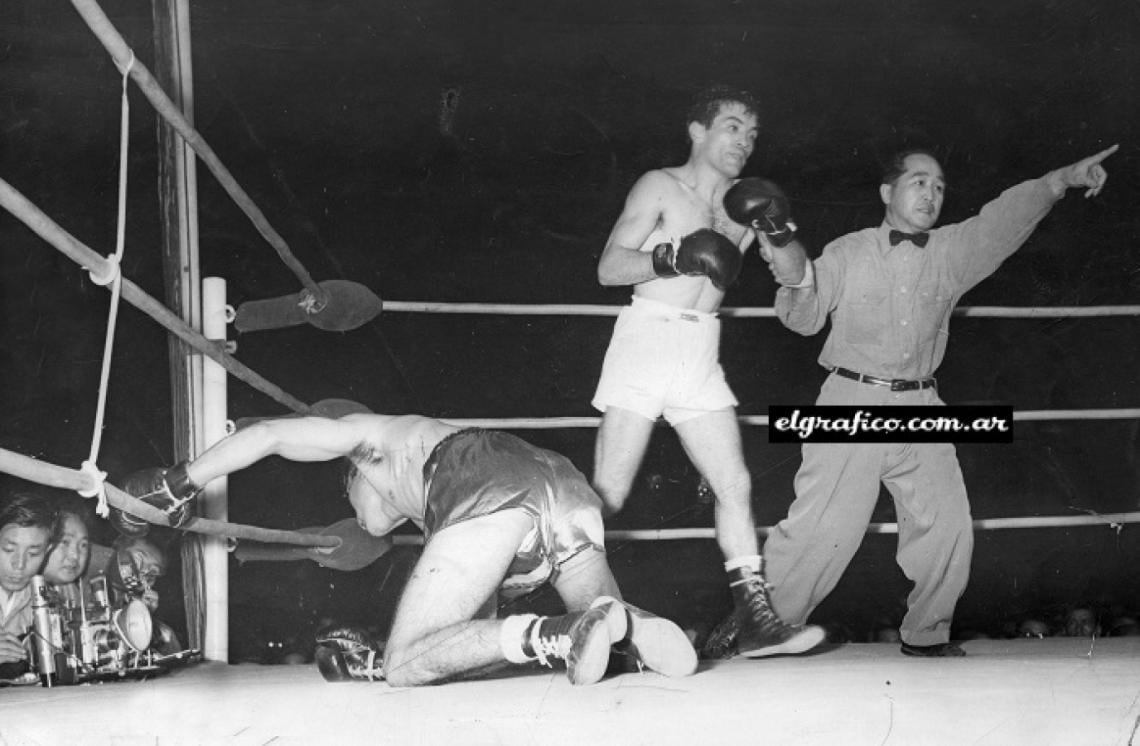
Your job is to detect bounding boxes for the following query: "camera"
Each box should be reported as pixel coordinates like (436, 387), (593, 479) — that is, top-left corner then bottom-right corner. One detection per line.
(27, 574), (172, 686)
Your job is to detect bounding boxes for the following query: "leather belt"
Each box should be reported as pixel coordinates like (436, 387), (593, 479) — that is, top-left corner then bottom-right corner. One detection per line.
(832, 367), (936, 392)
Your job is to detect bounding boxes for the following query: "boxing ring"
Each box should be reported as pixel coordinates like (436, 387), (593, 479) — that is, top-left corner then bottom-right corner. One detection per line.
(0, 637), (1137, 745)
(2, 1), (1139, 744)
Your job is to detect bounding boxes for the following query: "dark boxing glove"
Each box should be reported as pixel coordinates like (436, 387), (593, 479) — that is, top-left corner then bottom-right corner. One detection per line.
(110, 463), (201, 536)
(315, 626), (384, 682)
(651, 241), (680, 278)
(651, 228), (742, 291)
(723, 177), (797, 248)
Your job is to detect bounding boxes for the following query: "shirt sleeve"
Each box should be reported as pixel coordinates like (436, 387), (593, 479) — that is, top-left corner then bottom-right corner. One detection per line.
(937, 176), (1060, 293)
(774, 235), (847, 336)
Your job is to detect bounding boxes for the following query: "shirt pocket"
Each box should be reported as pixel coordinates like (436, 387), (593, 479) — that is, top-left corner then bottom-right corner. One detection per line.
(915, 282), (952, 341)
(843, 284), (890, 346)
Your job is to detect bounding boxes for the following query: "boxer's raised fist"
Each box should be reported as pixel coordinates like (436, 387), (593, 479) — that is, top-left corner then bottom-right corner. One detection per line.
(724, 178), (797, 247)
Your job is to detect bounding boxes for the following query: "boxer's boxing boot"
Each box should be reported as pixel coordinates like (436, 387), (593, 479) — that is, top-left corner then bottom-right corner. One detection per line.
(315, 627), (384, 682)
(609, 600), (698, 677)
(700, 613), (740, 659)
(730, 565), (825, 657)
(516, 596), (626, 685)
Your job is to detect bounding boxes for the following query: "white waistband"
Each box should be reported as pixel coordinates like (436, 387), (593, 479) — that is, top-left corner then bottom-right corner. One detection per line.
(629, 295), (718, 322)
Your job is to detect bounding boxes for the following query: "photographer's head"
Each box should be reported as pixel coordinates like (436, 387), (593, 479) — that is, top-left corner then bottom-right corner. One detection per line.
(110, 536), (167, 612)
(0, 491), (58, 593)
(43, 502), (91, 587)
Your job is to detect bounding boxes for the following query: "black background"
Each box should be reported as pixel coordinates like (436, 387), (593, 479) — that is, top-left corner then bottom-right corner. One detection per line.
(2, 0), (1138, 658)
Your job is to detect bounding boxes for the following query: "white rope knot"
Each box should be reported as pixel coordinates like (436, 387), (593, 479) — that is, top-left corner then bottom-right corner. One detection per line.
(88, 253), (121, 287)
(78, 460), (110, 517)
(297, 288), (329, 315)
(119, 50), (136, 79)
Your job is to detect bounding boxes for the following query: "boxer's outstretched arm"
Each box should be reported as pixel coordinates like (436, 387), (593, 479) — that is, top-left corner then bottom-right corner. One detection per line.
(186, 415), (373, 486)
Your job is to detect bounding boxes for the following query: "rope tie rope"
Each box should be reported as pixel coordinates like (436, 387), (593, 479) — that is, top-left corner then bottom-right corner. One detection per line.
(70, 0), (327, 304)
(79, 45), (133, 515)
(118, 49), (135, 77)
(77, 460), (109, 516)
(87, 252), (120, 286)
(297, 287), (329, 315)
(0, 178), (314, 414)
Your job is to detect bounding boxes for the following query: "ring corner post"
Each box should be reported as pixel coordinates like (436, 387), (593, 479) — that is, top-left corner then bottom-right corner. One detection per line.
(202, 277), (230, 663)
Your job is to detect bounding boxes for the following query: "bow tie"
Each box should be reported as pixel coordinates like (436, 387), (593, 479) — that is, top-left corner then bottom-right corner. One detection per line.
(889, 230), (930, 248)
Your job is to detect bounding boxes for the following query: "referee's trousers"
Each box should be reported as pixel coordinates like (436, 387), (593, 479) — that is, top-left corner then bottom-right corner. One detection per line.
(763, 373), (974, 646)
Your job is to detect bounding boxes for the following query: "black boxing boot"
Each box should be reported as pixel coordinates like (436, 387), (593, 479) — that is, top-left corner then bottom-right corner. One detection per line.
(315, 627), (384, 682)
(700, 612), (740, 660)
(730, 565), (825, 657)
(518, 597), (627, 686)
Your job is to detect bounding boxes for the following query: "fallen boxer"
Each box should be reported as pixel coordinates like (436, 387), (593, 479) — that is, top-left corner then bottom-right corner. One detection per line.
(123, 413), (697, 687)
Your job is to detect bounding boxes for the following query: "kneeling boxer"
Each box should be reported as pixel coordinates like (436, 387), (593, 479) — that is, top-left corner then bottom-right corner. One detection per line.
(123, 414), (697, 687)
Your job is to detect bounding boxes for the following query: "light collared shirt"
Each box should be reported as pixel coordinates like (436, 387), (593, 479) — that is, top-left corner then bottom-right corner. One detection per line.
(0, 585), (33, 636)
(775, 177), (1058, 380)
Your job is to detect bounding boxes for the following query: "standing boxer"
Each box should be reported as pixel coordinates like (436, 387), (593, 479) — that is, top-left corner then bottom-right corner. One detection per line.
(591, 84), (823, 658)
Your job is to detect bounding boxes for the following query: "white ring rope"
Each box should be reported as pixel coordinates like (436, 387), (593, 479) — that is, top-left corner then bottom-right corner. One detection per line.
(441, 408), (1140, 430)
(5, 171), (1138, 536)
(6, 13), (1138, 543)
(385, 510), (1140, 545)
(382, 300), (1140, 319)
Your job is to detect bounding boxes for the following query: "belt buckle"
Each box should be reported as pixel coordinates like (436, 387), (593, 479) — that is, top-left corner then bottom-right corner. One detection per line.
(679, 312), (699, 323)
(890, 380), (908, 392)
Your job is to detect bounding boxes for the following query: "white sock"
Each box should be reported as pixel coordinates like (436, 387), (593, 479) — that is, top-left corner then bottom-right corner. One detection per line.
(724, 555), (762, 574)
(499, 613), (540, 663)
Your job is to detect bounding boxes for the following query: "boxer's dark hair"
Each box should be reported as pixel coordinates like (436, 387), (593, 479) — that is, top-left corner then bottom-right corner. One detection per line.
(686, 85), (761, 130)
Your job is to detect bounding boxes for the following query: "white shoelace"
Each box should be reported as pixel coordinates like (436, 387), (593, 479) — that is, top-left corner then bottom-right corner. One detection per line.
(531, 632), (570, 668)
(346, 648), (382, 681)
